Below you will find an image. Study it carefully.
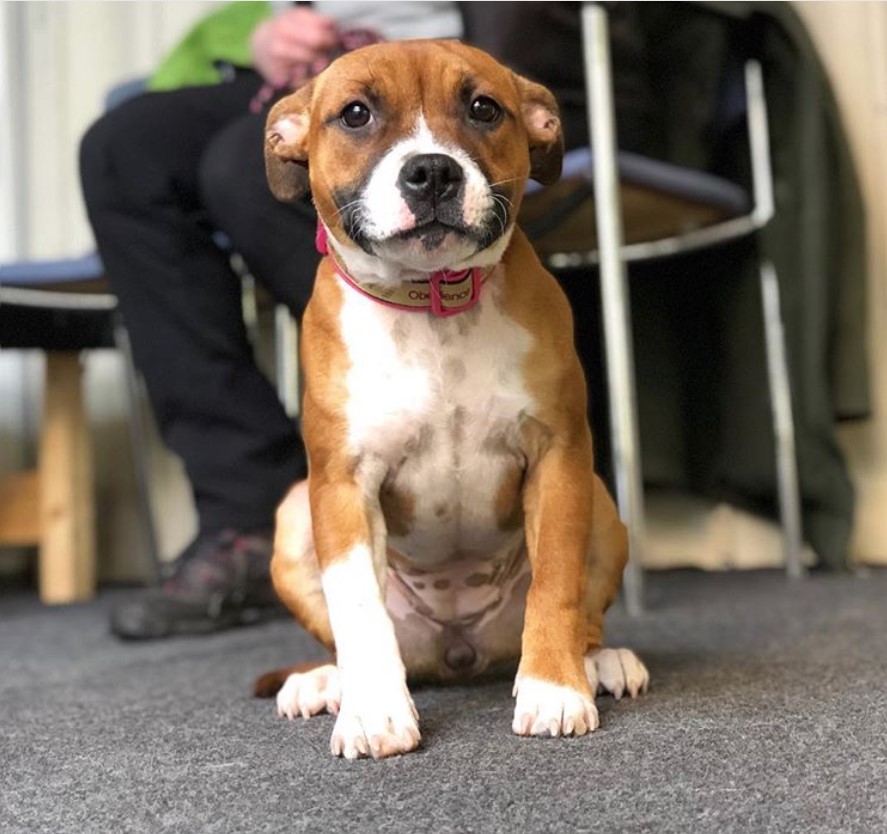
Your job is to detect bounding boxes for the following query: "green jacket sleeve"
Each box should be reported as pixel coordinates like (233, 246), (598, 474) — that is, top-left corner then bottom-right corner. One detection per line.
(148, 1), (273, 92)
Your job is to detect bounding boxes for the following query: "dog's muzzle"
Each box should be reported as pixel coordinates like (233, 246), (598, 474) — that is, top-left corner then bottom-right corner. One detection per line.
(336, 148), (509, 257)
(397, 153), (465, 210)
(396, 153), (467, 243)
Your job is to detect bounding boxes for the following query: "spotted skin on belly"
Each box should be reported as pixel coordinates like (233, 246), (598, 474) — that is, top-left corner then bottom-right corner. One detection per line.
(385, 543), (530, 681)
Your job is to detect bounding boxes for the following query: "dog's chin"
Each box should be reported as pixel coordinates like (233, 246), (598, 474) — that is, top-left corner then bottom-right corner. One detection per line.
(369, 221), (505, 272)
(394, 221), (461, 250)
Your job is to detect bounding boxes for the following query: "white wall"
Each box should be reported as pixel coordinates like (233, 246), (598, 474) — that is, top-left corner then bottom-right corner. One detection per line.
(12, 1), (223, 257)
(0, 1), (26, 467)
(1, 2), (223, 580)
(0, 3), (21, 262)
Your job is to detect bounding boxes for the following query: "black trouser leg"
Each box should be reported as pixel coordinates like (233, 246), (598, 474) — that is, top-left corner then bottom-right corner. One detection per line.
(197, 107), (320, 313)
(80, 75), (309, 534)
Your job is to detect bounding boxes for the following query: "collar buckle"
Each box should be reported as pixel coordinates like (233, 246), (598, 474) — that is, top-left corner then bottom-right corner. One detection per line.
(429, 270), (482, 317)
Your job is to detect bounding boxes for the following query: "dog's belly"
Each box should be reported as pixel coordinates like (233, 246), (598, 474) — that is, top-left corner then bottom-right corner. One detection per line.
(385, 538), (530, 680)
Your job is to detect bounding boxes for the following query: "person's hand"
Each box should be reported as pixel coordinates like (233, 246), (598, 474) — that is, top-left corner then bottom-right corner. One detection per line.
(251, 7), (340, 88)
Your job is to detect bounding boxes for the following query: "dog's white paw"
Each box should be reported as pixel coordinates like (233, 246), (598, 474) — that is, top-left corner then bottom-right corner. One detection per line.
(276, 664), (342, 720)
(585, 648), (649, 700)
(511, 677), (599, 737)
(329, 678), (420, 760)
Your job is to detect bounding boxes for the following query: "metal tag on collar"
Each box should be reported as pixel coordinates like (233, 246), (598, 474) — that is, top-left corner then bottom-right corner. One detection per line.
(429, 269), (481, 317)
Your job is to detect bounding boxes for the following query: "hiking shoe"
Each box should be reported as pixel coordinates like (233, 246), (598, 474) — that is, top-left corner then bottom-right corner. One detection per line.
(110, 529), (285, 640)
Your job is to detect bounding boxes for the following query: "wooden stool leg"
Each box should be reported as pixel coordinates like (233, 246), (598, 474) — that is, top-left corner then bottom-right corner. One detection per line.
(39, 352), (96, 604)
(0, 470), (40, 547)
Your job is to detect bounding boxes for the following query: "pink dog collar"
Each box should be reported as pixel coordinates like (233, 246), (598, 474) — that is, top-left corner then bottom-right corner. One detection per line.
(315, 223), (485, 317)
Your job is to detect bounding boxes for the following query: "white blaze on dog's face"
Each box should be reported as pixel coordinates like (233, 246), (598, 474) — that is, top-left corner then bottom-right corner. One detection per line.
(265, 40), (563, 279)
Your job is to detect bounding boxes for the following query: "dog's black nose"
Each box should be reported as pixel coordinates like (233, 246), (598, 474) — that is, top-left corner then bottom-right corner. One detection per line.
(398, 153), (464, 203)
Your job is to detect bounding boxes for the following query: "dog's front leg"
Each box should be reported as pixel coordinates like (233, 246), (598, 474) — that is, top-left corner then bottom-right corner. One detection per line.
(311, 470), (419, 759)
(513, 436), (599, 737)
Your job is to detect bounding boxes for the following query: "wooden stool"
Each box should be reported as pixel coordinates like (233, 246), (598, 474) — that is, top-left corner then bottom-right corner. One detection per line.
(0, 352), (96, 603)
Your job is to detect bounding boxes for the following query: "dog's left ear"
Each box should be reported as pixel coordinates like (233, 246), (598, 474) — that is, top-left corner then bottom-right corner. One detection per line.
(515, 75), (563, 186)
(265, 80), (315, 202)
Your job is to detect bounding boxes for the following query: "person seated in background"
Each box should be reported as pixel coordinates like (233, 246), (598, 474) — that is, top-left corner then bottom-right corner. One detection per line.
(79, 2), (467, 640)
(80, 1), (651, 640)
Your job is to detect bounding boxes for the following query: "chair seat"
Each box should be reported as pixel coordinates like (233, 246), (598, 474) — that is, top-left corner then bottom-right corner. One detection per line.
(0, 253), (116, 349)
(521, 147), (752, 259)
(0, 252), (110, 294)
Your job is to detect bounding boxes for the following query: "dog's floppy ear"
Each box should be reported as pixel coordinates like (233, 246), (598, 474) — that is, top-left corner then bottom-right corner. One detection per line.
(265, 81), (315, 202)
(515, 75), (563, 186)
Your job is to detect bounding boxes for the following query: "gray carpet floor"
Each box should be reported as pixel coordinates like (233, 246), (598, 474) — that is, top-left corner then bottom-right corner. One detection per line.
(3, 569), (887, 834)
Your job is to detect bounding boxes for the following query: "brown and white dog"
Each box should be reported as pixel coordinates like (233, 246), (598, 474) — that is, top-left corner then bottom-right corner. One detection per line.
(255, 40), (648, 760)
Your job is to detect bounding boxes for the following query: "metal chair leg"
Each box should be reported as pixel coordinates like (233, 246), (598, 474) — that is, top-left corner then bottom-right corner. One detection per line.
(759, 261), (805, 578)
(113, 316), (162, 583)
(228, 249), (262, 349)
(274, 304), (300, 418)
(582, 3), (646, 615)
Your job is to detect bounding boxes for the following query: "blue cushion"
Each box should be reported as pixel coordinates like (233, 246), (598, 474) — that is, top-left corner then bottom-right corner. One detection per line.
(104, 77), (148, 112)
(528, 147), (752, 217)
(0, 253), (104, 286)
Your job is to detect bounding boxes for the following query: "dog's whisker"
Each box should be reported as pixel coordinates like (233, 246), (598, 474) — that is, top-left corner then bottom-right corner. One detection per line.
(334, 198), (364, 219)
(489, 176), (521, 188)
(491, 194), (509, 235)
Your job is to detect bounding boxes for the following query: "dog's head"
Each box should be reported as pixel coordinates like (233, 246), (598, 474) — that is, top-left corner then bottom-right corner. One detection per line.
(265, 40), (562, 274)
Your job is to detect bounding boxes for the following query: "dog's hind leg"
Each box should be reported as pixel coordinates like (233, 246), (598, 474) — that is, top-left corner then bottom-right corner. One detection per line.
(253, 481), (341, 717)
(270, 480), (335, 651)
(582, 475), (649, 700)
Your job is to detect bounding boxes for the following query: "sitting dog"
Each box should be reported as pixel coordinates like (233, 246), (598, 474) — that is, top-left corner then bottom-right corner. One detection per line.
(255, 40), (648, 760)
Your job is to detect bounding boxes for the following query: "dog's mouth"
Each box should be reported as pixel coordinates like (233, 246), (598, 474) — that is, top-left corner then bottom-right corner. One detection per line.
(390, 219), (475, 252)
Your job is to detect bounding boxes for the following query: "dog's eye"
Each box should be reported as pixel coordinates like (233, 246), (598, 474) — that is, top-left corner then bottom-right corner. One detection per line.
(469, 96), (502, 124)
(340, 102), (372, 129)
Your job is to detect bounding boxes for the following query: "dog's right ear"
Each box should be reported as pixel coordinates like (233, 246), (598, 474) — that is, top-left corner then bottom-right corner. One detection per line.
(265, 81), (315, 202)
(514, 74), (563, 187)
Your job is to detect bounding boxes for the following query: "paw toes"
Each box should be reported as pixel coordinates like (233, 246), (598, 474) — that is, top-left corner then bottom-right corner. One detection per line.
(511, 712), (534, 736)
(275, 665), (341, 720)
(588, 648), (649, 700)
(368, 724), (420, 759)
(330, 688), (421, 760)
(512, 678), (598, 738)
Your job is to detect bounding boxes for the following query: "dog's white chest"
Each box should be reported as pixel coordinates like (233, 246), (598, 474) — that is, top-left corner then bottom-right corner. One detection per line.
(339, 276), (533, 562)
